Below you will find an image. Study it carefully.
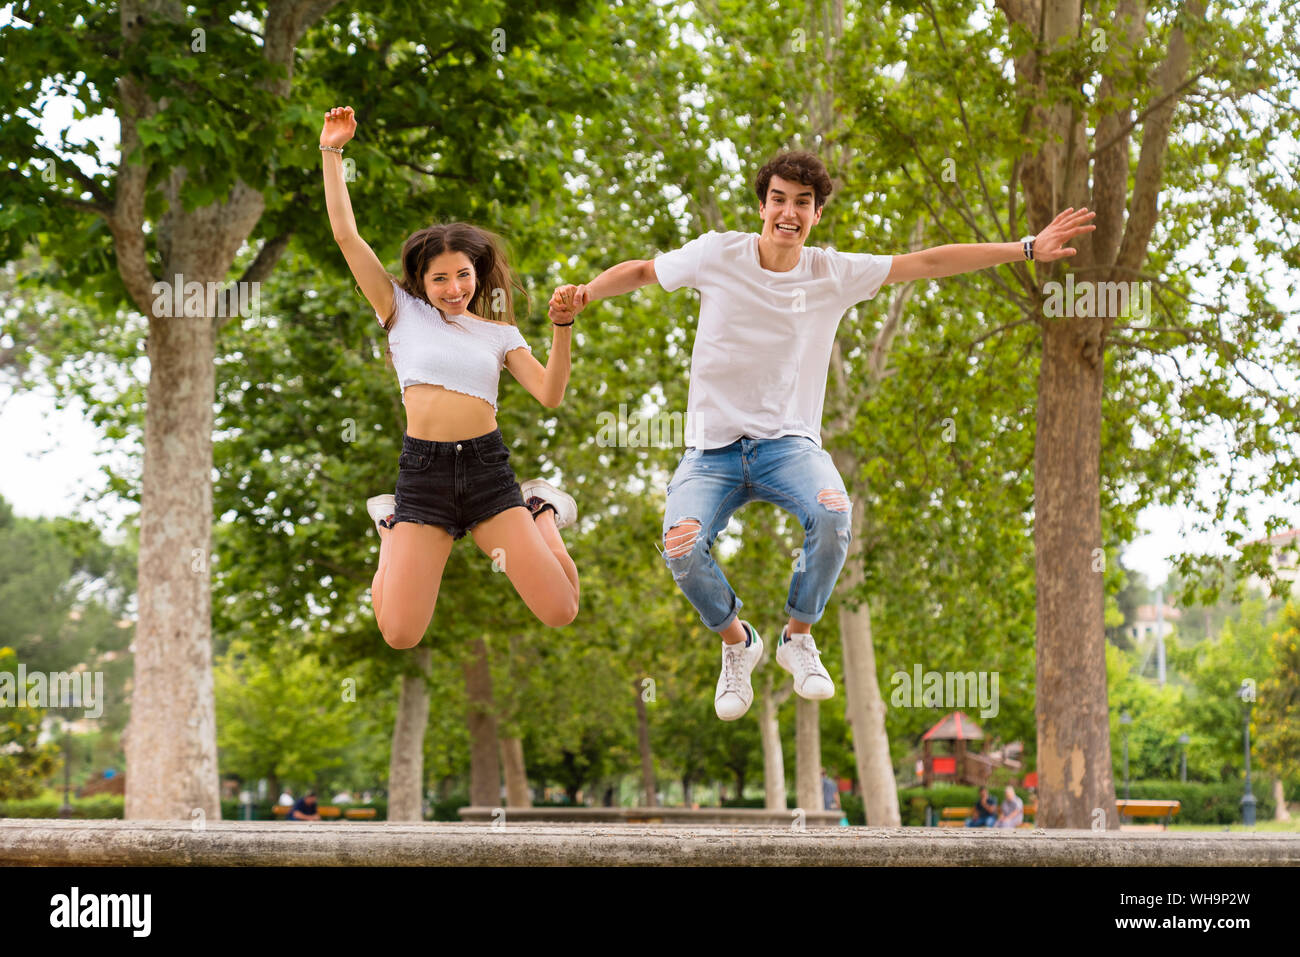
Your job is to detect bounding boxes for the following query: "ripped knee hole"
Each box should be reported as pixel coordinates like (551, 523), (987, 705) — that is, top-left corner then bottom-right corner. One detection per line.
(664, 520), (701, 559)
(817, 489), (851, 512)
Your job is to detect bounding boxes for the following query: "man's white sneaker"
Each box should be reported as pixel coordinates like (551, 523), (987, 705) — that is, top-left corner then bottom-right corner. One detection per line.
(776, 627), (835, 700)
(715, 622), (764, 721)
(366, 494), (396, 534)
(519, 477), (577, 530)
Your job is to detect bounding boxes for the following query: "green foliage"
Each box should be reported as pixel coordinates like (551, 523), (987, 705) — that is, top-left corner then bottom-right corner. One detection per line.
(1170, 600), (1277, 779)
(214, 636), (374, 788)
(1107, 642), (1193, 781)
(0, 646), (61, 799)
(1104, 589), (1298, 789)
(1256, 602), (1300, 781)
(0, 496), (135, 712)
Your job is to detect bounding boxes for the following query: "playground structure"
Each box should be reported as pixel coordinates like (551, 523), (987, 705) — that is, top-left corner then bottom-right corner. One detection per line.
(919, 712), (1027, 788)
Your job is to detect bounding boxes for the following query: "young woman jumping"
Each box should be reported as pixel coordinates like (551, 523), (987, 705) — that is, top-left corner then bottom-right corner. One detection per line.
(320, 105), (581, 649)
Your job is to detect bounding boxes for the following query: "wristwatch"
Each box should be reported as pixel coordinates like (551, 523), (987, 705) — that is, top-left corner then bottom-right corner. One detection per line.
(1020, 234), (1036, 261)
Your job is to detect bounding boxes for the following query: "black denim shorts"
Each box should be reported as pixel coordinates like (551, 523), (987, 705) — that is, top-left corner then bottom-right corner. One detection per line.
(387, 429), (526, 540)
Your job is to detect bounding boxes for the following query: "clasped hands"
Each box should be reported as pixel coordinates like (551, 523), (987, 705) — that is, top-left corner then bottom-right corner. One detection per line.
(547, 283), (591, 326)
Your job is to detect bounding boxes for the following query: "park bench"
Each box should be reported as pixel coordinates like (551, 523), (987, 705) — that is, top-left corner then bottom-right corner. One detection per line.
(343, 807), (377, 820)
(272, 804), (347, 820)
(939, 807), (969, 827)
(938, 802), (1037, 828)
(1115, 799), (1180, 830)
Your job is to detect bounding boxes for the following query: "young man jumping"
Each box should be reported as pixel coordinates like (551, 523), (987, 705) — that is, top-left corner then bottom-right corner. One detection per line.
(555, 151), (1094, 721)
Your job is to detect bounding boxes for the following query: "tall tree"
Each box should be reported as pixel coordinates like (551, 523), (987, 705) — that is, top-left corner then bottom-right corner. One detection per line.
(992, 0), (1297, 826)
(2, 0), (616, 818)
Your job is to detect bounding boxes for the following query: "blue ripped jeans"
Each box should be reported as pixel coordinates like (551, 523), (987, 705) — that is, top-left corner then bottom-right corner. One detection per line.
(661, 435), (853, 632)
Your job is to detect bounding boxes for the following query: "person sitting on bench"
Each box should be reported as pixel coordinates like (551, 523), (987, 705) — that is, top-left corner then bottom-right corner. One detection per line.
(965, 786), (999, 827)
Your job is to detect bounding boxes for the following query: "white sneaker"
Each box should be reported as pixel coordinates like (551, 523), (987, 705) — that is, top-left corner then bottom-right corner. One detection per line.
(519, 477), (577, 530)
(366, 494), (396, 534)
(776, 627), (835, 700)
(714, 622), (764, 721)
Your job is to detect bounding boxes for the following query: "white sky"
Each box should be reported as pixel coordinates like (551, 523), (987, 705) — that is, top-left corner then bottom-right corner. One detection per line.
(2, 6), (1295, 589)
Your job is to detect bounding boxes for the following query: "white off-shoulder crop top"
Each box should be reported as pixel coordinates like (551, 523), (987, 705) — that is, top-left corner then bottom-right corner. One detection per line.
(377, 279), (529, 410)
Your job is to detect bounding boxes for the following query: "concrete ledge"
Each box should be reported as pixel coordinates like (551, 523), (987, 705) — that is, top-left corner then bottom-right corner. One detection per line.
(456, 806), (845, 825)
(2, 819), (1298, 866)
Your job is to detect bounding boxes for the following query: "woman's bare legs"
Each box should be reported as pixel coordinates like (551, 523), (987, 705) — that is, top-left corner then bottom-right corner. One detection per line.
(372, 521), (455, 648)
(470, 507), (579, 626)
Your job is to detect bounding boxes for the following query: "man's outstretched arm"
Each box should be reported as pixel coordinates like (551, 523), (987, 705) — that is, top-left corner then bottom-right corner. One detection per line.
(571, 259), (659, 310)
(549, 259), (658, 323)
(882, 207), (1096, 285)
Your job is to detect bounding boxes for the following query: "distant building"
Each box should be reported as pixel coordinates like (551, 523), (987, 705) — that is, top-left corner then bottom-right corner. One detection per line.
(1125, 603), (1181, 643)
(1243, 527), (1300, 596)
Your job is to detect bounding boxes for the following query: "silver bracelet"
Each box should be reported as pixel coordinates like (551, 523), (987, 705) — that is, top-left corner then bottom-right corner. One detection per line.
(319, 145), (343, 154)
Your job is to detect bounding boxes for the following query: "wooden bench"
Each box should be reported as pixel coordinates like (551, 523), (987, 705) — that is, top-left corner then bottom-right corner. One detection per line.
(343, 807), (377, 820)
(938, 802), (1037, 828)
(1116, 799), (1180, 830)
(939, 807), (970, 827)
(273, 804), (343, 820)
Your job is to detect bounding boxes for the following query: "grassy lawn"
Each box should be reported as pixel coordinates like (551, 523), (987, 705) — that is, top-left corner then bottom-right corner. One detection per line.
(1167, 820), (1300, 833)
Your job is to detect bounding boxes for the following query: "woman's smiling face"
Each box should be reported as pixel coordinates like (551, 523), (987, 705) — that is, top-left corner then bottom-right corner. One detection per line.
(424, 251), (476, 315)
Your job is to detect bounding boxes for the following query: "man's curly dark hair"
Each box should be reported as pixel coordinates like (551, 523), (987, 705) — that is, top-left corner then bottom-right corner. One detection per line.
(754, 151), (833, 209)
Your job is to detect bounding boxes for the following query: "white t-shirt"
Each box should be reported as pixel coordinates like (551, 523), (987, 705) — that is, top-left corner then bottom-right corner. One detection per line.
(654, 231), (892, 450)
(378, 279), (529, 409)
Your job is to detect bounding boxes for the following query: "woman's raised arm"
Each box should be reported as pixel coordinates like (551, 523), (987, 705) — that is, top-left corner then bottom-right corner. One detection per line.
(321, 106), (393, 321)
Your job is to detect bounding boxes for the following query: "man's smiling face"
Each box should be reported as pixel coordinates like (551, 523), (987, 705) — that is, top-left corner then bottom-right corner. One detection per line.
(759, 173), (823, 246)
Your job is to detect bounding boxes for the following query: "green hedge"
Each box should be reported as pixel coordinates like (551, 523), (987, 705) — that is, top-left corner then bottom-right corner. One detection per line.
(0, 795), (124, 819)
(896, 781), (1274, 826)
(841, 793), (865, 826)
(1117, 781), (1274, 824)
(431, 795), (465, 821)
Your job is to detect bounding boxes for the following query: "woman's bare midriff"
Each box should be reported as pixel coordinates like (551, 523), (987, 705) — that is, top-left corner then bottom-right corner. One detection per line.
(402, 383), (500, 441)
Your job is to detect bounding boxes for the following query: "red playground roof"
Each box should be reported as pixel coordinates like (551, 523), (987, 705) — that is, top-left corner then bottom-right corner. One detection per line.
(922, 711), (986, 741)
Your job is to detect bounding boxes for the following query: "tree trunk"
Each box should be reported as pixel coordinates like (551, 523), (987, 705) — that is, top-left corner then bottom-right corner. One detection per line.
(1273, 778), (1291, 821)
(387, 646), (432, 822)
(832, 479), (902, 826)
(682, 776), (693, 806)
(1035, 321), (1117, 829)
(497, 633), (531, 808)
(795, 697), (822, 812)
(124, 298), (221, 820)
(634, 679), (657, 807)
(500, 737), (531, 807)
(758, 671), (791, 810)
(463, 636), (500, 807)
(116, 0), (315, 821)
